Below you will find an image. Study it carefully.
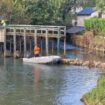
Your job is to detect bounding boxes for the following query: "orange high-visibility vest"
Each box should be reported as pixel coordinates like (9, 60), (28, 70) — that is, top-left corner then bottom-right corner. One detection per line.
(34, 46), (41, 55)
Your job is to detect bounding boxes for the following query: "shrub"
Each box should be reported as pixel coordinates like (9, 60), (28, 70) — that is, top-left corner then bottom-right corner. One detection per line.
(85, 18), (105, 32)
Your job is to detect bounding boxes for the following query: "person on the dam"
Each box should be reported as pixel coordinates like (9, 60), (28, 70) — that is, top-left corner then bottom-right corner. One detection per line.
(34, 44), (41, 57)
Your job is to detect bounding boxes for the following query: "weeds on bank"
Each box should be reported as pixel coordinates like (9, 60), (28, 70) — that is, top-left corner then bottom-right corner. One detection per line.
(84, 75), (105, 105)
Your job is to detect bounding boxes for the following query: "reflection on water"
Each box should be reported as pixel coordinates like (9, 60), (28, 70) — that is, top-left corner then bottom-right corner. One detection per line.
(0, 58), (99, 105)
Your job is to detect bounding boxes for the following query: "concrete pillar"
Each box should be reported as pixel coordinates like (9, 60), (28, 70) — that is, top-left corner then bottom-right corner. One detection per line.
(57, 27), (60, 55)
(34, 29), (37, 45)
(30, 39), (32, 53)
(19, 38), (22, 53)
(13, 28), (16, 58)
(45, 29), (48, 56)
(40, 38), (43, 55)
(51, 39), (54, 54)
(64, 37), (66, 55)
(64, 27), (66, 55)
(24, 28), (26, 57)
(3, 28), (6, 57)
(10, 39), (12, 53)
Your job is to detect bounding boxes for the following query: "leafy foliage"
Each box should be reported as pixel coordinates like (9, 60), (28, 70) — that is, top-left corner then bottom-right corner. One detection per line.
(95, 0), (105, 17)
(85, 18), (105, 32)
(96, 0), (105, 13)
(27, 0), (58, 25)
(0, 0), (95, 25)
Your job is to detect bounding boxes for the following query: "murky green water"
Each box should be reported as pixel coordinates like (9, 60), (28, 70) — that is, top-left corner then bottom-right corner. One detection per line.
(0, 58), (99, 105)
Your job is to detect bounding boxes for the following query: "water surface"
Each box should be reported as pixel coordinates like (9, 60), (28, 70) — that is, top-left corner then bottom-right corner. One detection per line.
(0, 58), (99, 105)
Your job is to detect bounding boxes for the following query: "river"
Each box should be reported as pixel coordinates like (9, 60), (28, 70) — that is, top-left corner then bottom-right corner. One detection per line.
(0, 57), (100, 105)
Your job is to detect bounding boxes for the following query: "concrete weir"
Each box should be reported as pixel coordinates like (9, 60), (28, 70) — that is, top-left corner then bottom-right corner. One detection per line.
(0, 25), (66, 58)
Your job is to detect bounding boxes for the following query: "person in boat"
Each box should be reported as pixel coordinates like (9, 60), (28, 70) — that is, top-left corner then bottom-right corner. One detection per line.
(34, 44), (41, 57)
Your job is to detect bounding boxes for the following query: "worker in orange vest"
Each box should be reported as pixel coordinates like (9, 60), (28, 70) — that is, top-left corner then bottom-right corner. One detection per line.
(34, 44), (41, 57)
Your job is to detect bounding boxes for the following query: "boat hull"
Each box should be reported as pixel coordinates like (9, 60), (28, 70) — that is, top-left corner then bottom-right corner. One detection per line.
(23, 56), (61, 64)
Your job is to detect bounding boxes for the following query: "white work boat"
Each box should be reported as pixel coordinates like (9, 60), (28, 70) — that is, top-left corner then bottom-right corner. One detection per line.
(23, 55), (61, 64)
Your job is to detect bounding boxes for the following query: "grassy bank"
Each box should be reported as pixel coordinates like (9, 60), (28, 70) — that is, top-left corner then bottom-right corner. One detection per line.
(82, 75), (105, 105)
(71, 31), (105, 56)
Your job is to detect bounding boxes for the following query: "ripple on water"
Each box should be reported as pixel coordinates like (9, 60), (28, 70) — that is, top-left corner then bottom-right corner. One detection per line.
(0, 59), (100, 105)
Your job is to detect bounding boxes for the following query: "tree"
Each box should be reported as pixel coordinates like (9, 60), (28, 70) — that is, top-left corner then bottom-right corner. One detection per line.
(76, 0), (95, 7)
(27, 0), (57, 25)
(0, 0), (96, 25)
(0, 0), (14, 22)
(95, 0), (105, 18)
(12, 0), (34, 24)
(59, 0), (75, 22)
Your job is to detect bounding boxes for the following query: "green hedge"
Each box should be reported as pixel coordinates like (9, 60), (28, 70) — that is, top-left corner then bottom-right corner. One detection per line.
(85, 18), (105, 32)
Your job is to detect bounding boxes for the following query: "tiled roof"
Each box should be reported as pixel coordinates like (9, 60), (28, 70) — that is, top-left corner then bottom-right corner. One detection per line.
(77, 7), (95, 15)
(66, 26), (85, 34)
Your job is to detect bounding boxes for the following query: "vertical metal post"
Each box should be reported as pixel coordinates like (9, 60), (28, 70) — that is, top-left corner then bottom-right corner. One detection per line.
(34, 29), (37, 45)
(13, 28), (16, 58)
(24, 28), (26, 57)
(57, 27), (60, 55)
(4, 28), (6, 57)
(64, 27), (66, 55)
(46, 29), (48, 55)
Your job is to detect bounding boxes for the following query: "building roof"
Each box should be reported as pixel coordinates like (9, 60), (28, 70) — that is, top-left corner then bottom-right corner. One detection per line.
(66, 26), (85, 34)
(77, 7), (95, 16)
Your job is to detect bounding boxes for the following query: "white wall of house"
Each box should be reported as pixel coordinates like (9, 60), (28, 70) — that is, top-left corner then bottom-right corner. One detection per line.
(91, 11), (105, 18)
(91, 11), (98, 17)
(76, 12), (105, 26)
(73, 8), (105, 27)
(102, 14), (105, 18)
(76, 16), (91, 26)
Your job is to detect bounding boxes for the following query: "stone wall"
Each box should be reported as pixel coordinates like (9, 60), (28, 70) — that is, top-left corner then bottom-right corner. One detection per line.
(61, 58), (105, 69)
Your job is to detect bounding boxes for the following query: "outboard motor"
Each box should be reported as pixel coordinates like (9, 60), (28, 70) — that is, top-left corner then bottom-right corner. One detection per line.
(24, 52), (32, 58)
